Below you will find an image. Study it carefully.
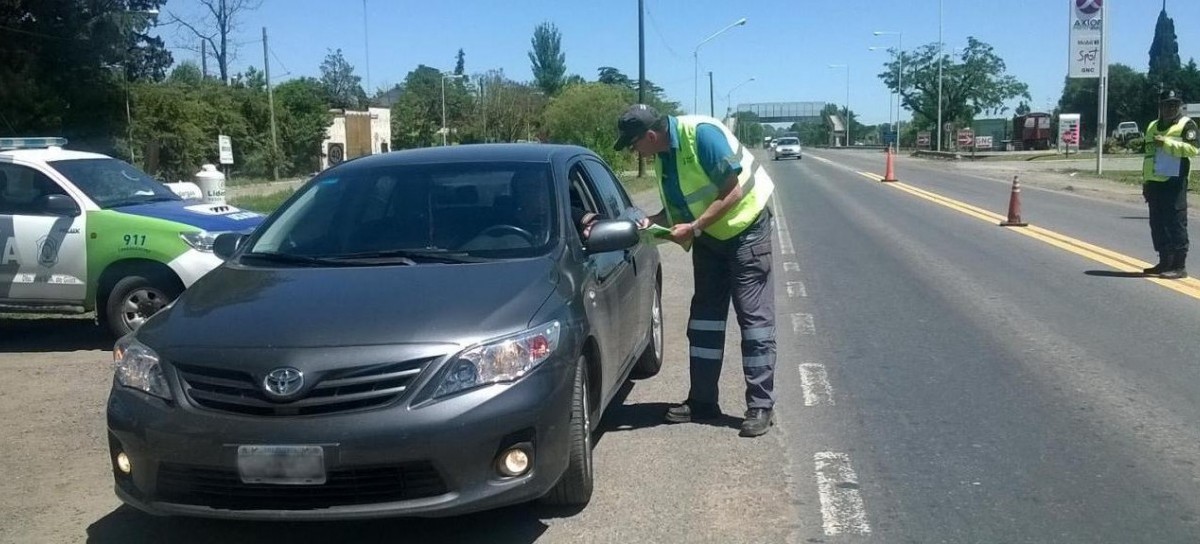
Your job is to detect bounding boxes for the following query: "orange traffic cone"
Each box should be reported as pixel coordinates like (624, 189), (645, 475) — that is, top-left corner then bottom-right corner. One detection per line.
(1000, 175), (1028, 227)
(882, 146), (898, 182)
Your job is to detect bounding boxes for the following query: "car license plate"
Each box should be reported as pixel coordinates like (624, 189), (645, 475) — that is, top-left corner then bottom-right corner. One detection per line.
(237, 445), (326, 485)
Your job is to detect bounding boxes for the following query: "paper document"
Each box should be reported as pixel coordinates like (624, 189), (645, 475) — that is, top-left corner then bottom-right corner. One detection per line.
(1154, 148), (1182, 177)
(639, 224), (692, 251)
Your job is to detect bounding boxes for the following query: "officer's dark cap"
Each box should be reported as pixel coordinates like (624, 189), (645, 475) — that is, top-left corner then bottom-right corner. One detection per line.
(1160, 89), (1184, 103)
(614, 104), (662, 151)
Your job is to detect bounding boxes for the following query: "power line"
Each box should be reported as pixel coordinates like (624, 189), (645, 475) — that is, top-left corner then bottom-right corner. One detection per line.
(644, 0), (683, 60)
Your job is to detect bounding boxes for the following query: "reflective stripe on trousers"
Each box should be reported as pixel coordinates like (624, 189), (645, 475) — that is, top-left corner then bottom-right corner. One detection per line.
(686, 210), (777, 409)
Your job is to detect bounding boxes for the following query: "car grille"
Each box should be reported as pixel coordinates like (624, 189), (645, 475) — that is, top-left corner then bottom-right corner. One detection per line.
(176, 357), (435, 416)
(156, 462), (448, 510)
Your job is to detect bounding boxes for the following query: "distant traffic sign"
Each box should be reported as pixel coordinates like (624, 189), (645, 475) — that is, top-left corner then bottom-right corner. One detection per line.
(957, 129), (974, 147)
(917, 132), (931, 147)
(217, 135), (234, 165)
(975, 136), (994, 149)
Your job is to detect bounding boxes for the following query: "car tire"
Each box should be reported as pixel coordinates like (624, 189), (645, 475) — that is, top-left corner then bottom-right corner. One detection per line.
(102, 274), (181, 338)
(542, 356), (594, 506)
(632, 281), (663, 379)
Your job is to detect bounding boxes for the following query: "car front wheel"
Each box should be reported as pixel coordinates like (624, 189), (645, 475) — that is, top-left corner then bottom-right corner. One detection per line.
(103, 274), (181, 337)
(541, 356), (593, 506)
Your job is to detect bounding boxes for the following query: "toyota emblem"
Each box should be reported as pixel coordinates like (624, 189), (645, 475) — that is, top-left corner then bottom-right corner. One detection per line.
(263, 367), (304, 398)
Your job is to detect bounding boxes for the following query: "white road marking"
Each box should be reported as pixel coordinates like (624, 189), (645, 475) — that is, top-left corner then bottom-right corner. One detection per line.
(814, 452), (871, 535)
(768, 196), (796, 254)
(791, 313), (815, 335)
(784, 262), (800, 272)
(786, 281), (807, 298)
(799, 364), (834, 406)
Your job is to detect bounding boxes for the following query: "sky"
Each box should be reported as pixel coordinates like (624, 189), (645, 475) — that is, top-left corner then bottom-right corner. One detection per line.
(161, 0), (1200, 126)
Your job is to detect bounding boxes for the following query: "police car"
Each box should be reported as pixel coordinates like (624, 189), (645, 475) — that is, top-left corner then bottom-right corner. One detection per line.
(0, 137), (264, 337)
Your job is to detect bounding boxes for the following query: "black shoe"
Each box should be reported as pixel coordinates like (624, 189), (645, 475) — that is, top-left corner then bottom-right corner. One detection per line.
(739, 408), (775, 437)
(1161, 251), (1188, 279)
(664, 400), (721, 423)
(1144, 252), (1169, 275)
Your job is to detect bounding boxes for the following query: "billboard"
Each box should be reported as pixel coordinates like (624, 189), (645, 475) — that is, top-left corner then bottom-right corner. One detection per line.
(1069, 0), (1103, 78)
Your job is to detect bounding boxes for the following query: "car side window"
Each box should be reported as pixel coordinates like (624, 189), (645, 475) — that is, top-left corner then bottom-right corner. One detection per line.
(581, 159), (627, 217)
(0, 164), (68, 216)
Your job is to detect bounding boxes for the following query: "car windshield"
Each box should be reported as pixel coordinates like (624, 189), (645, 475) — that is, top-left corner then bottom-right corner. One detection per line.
(776, 138), (799, 146)
(245, 161), (557, 262)
(48, 158), (180, 209)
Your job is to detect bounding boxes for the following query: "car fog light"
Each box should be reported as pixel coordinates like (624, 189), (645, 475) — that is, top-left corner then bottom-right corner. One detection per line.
(498, 448), (531, 477)
(116, 452), (132, 475)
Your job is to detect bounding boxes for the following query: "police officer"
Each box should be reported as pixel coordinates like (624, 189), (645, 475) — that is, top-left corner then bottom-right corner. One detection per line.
(614, 104), (778, 437)
(1142, 89), (1198, 279)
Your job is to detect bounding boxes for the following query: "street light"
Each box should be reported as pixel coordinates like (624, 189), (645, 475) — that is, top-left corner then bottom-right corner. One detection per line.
(867, 47), (896, 142)
(725, 77), (755, 118)
(873, 31), (902, 150)
(828, 65), (850, 147)
(693, 17), (747, 114)
(441, 73), (466, 146)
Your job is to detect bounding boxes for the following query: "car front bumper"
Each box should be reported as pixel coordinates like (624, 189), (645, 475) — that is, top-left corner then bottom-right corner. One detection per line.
(107, 356), (576, 520)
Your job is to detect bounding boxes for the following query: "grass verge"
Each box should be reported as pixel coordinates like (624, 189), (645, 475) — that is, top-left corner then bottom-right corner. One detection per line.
(229, 188), (295, 213)
(1063, 169), (1200, 192)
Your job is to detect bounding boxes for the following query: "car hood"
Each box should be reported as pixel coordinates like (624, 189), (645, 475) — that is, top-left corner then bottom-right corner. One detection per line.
(138, 256), (560, 349)
(115, 200), (264, 233)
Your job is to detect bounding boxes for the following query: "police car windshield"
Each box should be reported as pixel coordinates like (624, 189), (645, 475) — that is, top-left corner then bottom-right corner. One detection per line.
(48, 158), (180, 209)
(246, 161), (556, 262)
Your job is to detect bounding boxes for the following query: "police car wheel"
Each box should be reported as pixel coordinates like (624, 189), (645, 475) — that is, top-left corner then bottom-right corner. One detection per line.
(541, 356), (594, 506)
(104, 275), (181, 337)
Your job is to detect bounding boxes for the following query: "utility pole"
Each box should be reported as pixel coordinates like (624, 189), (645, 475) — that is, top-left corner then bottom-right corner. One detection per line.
(201, 40), (208, 79)
(708, 71), (715, 117)
(936, 0), (943, 151)
(263, 27), (279, 180)
(1095, 0), (1108, 174)
(362, 0), (371, 96)
(637, 0), (646, 177)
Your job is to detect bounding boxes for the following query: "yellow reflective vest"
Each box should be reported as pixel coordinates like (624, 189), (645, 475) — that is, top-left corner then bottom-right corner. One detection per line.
(655, 115), (774, 240)
(1143, 116), (1199, 182)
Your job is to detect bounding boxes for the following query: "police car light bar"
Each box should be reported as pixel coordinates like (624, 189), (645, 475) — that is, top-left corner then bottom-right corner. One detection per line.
(0, 137), (69, 150)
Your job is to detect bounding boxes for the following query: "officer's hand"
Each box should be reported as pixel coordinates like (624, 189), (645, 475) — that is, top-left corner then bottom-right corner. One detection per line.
(1154, 135), (1166, 146)
(669, 223), (695, 245)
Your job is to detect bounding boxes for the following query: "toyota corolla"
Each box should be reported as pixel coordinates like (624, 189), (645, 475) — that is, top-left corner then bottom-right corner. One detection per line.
(106, 144), (664, 520)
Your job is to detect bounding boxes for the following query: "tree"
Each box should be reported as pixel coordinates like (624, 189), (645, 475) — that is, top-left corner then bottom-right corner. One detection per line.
(454, 48), (466, 77)
(731, 112), (765, 147)
(1058, 63), (1154, 143)
(597, 66), (633, 89)
(1148, 6), (1181, 89)
(389, 64), (474, 148)
(471, 69), (546, 144)
(1015, 101), (1032, 116)
(167, 0), (264, 83)
(0, 0), (169, 153)
(542, 83), (631, 167)
(320, 49), (367, 109)
(878, 37), (1030, 131)
(528, 22), (567, 96)
(274, 78), (333, 174)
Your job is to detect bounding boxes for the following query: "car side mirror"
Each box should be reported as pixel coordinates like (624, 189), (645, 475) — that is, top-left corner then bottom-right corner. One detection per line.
(213, 233), (247, 260)
(584, 219), (640, 254)
(40, 194), (80, 216)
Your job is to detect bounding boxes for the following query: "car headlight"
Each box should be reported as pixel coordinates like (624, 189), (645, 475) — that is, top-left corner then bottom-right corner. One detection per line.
(113, 336), (172, 400)
(434, 322), (561, 398)
(180, 230), (223, 252)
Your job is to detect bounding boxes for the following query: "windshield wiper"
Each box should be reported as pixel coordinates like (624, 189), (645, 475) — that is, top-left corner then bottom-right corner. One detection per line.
(105, 195), (180, 208)
(240, 252), (349, 266)
(330, 249), (483, 264)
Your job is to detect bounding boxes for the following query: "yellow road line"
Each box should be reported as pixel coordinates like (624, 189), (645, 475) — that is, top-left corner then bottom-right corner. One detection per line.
(851, 171), (1200, 300)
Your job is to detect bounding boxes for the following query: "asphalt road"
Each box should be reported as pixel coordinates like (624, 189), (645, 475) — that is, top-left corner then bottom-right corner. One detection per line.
(5, 149), (1200, 542)
(768, 148), (1200, 542)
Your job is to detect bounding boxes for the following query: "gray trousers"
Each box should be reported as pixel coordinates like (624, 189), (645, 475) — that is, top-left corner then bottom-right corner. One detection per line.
(686, 210), (777, 410)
